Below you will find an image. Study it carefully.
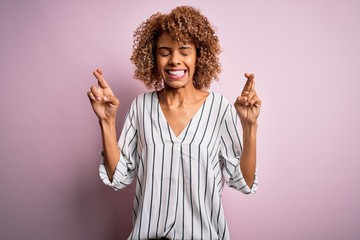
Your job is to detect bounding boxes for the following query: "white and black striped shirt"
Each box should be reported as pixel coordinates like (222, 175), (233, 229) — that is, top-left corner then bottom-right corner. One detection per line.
(99, 91), (258, 240)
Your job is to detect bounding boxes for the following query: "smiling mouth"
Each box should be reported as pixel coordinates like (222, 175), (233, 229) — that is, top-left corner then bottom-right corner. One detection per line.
(166, 70), (187, 77)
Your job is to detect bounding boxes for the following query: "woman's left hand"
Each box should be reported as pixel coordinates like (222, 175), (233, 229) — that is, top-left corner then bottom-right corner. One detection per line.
(234, 73), (261, 125)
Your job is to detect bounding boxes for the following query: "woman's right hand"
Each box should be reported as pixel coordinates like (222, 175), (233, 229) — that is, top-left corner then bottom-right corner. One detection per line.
(87, 68), (119, 121)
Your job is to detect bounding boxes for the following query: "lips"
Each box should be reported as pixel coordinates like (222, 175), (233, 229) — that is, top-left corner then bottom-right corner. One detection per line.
(165, 69), (187, 79)
(166, 69), (186, 75)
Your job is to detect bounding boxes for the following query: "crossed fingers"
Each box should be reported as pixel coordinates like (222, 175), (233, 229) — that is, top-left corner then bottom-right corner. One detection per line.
(87, 68), (113, 102)
(239, 73), (261, 108)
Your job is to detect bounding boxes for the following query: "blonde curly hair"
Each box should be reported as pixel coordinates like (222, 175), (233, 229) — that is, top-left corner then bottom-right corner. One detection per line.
(130, 6), (221, 90)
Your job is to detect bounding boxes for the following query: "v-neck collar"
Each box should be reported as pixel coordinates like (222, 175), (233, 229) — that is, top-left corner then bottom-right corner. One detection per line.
(155, 91), (212, 141)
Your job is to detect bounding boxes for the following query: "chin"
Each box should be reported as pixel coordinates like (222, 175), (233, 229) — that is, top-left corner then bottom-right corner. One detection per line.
(164, 80), (193, 89)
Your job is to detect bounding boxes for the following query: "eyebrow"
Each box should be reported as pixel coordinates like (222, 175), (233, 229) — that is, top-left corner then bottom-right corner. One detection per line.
(157, 46), (193, 50)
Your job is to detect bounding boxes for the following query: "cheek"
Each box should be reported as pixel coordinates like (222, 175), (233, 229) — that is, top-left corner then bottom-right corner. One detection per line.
(156, 57), (166, 69)
(155, 59), (164, 75)
(187, 58), (197, 72)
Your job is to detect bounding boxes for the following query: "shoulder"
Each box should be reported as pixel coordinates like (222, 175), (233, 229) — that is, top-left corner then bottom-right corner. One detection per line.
(134, 91), (156, 101)
(130, 91), (157, 106)
(209, 92), (238, 122)
(208, 92), (232, 107)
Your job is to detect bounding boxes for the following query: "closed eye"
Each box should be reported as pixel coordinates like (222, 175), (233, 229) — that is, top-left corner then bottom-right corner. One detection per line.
(179, 46), (192, 56)
(159, 52), (170, 57)
(158, 51), (170, 57)
(157, 47), (171, 57)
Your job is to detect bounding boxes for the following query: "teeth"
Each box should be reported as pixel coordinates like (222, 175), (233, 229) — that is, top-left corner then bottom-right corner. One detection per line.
(168, 70), (185, 76)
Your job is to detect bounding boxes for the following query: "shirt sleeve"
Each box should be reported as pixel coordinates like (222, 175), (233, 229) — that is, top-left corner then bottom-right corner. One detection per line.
(219, 104), (258, 194)
(99, 100), (138, 191)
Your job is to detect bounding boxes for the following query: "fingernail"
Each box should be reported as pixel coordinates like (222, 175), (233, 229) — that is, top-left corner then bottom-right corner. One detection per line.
(103, 96), (108, 101)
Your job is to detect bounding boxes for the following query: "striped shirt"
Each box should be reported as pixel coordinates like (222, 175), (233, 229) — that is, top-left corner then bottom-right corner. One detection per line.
(99, 91), (258, 240)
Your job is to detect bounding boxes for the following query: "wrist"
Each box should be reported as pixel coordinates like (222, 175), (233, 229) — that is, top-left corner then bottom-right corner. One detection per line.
(242, 122), (258, 137)
(99, 118), (117, 135)
(99, 118), (117, 144)
(99, 117), (116, 126)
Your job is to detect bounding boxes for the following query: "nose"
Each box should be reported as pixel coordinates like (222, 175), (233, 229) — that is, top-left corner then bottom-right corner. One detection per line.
(168, 53), (181, 66)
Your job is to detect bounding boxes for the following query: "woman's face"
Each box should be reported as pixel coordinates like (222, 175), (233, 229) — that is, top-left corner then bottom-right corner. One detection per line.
(156, 32), (197, 90)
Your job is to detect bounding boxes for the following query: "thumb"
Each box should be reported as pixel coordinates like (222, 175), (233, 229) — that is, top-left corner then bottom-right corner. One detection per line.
(235, 96), (247, 107)
(103, 94), (120, 106)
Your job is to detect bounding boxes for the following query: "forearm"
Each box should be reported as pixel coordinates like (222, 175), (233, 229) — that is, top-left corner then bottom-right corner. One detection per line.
(240, 122), (257, 187)
(100, 118), (120, 181)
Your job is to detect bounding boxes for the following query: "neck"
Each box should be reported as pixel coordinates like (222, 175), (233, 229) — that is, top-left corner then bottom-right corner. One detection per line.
(160, 85), (199, 106)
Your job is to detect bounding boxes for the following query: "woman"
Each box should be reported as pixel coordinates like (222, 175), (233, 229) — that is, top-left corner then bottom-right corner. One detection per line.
(88, 6), (261, 240)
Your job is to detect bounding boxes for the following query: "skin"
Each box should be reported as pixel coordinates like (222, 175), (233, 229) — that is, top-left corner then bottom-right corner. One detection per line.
(156, 32), (209, 137)
(87, 32), (261, 186)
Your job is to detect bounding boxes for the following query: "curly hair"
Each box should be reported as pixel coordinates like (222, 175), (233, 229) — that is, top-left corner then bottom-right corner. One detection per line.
(130, 6), (221, 90)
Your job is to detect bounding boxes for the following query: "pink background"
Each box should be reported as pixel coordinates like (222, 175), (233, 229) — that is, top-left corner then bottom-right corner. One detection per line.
(1, 0), (359, 239)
